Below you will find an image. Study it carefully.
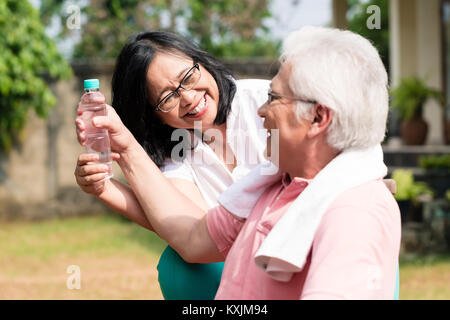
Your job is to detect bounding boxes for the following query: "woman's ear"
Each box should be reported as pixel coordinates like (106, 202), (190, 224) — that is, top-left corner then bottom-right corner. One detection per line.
(307, 104), (333, 138)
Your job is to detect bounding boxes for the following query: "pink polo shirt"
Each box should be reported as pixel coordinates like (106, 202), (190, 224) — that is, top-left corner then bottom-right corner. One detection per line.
(206, 175), (401, 299)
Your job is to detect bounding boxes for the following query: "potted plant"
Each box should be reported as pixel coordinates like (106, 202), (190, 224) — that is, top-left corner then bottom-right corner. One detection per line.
(391, 169), (434, 223)
(390, 76), (443, 145)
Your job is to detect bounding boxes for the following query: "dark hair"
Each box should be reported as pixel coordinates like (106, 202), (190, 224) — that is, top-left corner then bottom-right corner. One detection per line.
(111, 31), (236, 168)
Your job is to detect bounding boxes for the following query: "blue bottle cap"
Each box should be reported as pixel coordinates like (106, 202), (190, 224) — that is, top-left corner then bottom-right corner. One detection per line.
(84, 79), (100, 90)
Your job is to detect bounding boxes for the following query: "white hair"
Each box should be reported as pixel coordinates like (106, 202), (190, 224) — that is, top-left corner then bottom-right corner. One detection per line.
(280, 26), (389, 150)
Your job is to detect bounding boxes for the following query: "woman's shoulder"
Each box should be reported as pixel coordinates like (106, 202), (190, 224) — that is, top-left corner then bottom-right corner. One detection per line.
(161, 159), (195, 182)
(234, 79), (270, 93)
(227, 79), (268, 146)
(232, 79), (269, 110)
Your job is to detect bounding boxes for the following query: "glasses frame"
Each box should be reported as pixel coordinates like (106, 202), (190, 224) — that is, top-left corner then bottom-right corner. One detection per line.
(267, 89), (317, 106)
(155, 62), (201, 112)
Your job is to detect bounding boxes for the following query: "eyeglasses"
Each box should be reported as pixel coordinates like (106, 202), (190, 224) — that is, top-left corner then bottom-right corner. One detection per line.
(155, 63), (201, 112)
(267, 89), (317, 105)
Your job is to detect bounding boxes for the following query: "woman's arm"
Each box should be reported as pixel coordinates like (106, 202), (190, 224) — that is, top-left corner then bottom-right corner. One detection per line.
(116, 140), (223, 263)
(75, 101), (209, 236)
(78, 104), (222, 262)
(75, 154), (209, 233)
(99, 178), (155, 230)
(74, 153), (154, 231)
(167, 178), (209, 212)
(102, 177), (210, 234)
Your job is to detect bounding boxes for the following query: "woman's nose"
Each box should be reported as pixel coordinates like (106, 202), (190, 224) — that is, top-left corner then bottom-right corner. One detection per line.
(179, 89), (196, 108)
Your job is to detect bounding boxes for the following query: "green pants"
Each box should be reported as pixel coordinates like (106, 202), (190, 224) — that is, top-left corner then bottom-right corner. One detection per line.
(157, 246), (224, 300)
(157, 246), (400, 300)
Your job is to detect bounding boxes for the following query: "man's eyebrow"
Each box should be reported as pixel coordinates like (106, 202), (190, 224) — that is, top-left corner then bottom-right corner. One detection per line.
(156, 65), (192, 103)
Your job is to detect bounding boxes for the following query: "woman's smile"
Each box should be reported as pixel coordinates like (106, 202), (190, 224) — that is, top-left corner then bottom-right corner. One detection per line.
(184, 94), (208, 119)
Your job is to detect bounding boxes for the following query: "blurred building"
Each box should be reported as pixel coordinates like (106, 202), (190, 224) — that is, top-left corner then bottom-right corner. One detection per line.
(333, 0), (447, 145)
(0, 0), (449, 221)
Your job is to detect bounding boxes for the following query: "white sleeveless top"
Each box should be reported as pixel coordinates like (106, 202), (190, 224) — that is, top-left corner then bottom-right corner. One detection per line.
(161, 79), (269, 208)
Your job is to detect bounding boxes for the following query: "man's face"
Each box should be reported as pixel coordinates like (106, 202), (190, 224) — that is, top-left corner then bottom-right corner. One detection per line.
(257, 63), (311, 171)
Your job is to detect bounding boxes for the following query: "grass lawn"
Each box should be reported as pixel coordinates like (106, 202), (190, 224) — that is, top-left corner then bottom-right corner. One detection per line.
(0, 215), (449, 299)
(399, 254), (450, 300)
(0, 215), (167, 299)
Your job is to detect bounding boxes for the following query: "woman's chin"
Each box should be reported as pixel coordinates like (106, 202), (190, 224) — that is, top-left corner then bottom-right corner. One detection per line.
(188, 108), (218, 129)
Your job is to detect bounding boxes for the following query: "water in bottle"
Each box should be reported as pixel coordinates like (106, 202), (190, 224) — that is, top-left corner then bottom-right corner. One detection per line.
(81, 79), (113, 179)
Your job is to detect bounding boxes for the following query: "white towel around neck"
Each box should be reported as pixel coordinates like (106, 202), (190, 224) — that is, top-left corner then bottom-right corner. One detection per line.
(218, 144), (387, 282)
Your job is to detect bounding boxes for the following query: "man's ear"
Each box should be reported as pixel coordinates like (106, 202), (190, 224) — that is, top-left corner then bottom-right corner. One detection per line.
(307, 104), (332, 138)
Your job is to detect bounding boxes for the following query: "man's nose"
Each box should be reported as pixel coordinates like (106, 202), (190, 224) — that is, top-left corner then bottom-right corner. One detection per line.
(257, 101), (268, 118)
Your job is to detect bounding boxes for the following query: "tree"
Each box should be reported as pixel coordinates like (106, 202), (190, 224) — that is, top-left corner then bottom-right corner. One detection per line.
(186, 0), (279, 58)
(0, 0), (72, 152)
(347, 0), (389, 75)
(40, 0), (279, 60)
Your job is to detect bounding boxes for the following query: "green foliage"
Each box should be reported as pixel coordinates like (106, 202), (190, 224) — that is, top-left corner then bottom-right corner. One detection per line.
(40, 0), (64, 25)
(0, 0), (71, 152)
(392, 169), (434, 203)
(208, 37), (279, 59)
(419, 154), (450, 171)
(41, 0), (278, 60)
(72, 0), (154, 60)
(347, 0), (389, 73)
(390, 76), (443, 121)
(186, 0), (279, 58)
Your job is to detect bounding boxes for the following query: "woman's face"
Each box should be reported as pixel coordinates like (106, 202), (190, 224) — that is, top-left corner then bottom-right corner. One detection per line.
(146, 52), (220, 131)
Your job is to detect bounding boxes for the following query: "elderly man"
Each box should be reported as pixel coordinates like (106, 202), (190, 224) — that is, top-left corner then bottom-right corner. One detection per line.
(92, 27), (401, 299)
(210, 26), (401, 299)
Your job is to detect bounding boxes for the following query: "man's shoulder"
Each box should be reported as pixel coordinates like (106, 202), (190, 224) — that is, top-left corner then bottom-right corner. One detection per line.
(325, 180), (400, 223)
(316, 180), (401, 244)
(334, 180), (396, 206)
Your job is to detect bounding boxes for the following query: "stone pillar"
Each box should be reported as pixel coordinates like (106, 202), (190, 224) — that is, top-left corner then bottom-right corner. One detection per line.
(416, 0), (443, 145)
(389, 0), (443, 144)
(332, 0), (348, 29)
(389, 0), (418, 87)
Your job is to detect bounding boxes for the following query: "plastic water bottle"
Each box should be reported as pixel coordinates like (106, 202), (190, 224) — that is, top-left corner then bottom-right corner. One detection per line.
(81, 79), (113, 180)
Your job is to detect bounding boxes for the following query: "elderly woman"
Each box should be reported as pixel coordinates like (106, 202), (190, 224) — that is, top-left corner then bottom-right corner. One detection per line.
(80, 26), (401, 299)
(74, 31), (268, 299)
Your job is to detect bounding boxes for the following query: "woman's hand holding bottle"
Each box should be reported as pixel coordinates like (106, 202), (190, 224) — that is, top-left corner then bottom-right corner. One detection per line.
(76, 101), (136, 155)
(75, 83), (138, 196)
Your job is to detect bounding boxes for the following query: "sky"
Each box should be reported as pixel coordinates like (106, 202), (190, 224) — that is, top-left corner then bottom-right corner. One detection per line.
(29, 0), (332, 57)
(266, 0), (331, 40)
